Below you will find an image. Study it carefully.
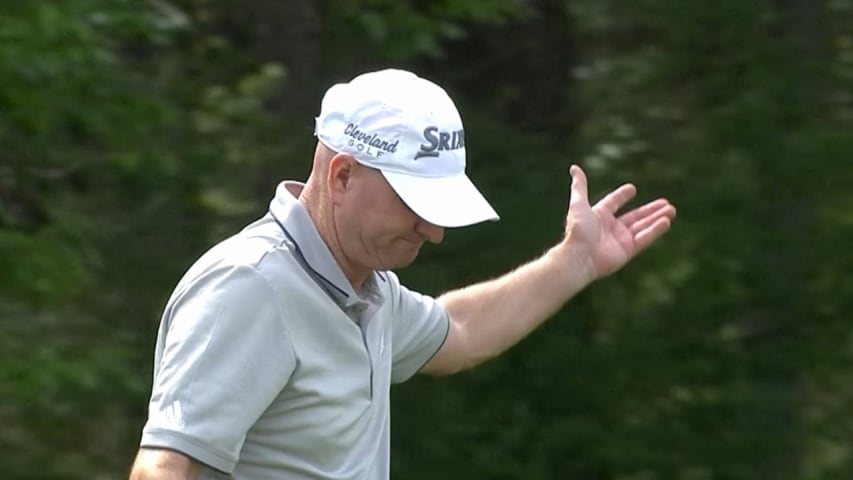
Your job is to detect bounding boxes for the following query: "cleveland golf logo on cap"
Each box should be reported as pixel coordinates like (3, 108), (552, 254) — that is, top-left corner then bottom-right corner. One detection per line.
(344, 123), (399, 158)
(414, 126), (465, 160)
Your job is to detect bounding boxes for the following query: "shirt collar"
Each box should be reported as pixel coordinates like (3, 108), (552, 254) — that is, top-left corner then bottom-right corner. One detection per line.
(268, 181), (385, 309)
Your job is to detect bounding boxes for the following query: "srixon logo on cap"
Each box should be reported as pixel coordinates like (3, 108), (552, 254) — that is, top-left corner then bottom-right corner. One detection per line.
(414, 126), (464, 160)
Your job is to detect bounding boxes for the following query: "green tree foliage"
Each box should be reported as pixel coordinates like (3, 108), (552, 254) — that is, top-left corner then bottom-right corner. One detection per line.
(2, 0), (851, 479)
(0, 1), (284, 477)
(566, 2), (853, 479)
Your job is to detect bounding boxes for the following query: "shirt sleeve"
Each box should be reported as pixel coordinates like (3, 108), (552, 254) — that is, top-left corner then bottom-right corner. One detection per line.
(140, 264), (296, 474)
(386, 272), (450, 384)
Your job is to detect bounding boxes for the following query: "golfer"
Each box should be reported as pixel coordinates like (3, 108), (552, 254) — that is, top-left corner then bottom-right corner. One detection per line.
(129, 69), (676, 480)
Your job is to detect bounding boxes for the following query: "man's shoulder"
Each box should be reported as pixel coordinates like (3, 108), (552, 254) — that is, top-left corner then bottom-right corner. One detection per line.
(220, 231), (289, 269)
(176, 218), (300, 289)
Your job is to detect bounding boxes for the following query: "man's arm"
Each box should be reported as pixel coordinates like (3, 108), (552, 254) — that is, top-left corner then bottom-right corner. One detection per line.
(422, 165), (676, 375)
(129, 448), (203, 480)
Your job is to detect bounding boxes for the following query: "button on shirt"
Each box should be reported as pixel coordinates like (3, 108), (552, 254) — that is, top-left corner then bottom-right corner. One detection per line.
(140, 181), (450, 479)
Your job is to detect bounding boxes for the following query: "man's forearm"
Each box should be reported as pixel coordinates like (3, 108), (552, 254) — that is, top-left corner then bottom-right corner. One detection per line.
(130, 469), (193, 480)
(129, 448), (202, 480)
(431, 241), (596, 374)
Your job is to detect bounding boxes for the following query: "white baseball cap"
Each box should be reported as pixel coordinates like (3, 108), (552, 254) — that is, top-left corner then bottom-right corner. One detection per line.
(314, 69), (499, 228)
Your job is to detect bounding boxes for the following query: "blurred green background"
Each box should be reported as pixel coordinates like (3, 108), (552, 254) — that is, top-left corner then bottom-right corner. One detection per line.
(2, 0), (853, 478)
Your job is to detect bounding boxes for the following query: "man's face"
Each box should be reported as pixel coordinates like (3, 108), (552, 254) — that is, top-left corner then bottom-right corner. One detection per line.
(331, 160), (444, 272)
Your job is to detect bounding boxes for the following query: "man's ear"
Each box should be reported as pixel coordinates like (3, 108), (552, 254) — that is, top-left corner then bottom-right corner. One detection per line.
(328, 154), (358, 204)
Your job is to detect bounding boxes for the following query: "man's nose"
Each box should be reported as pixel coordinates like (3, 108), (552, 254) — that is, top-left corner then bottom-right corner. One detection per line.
(416, 220), (445, 244)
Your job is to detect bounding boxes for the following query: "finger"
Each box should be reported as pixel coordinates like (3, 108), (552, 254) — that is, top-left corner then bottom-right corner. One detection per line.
(634, 217), (673, 252)
(595, 183), (637, 214)
(634, 217), (672, 252)
(569, 164), (590, 208)
(629, 203), (677, 236)
(618, 198), (672, 227)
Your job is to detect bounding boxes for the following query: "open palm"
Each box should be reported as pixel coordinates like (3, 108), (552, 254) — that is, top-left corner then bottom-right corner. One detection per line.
(564, 165), (676, 279)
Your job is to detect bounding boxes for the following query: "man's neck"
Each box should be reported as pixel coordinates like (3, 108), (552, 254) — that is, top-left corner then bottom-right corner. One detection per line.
(298, 184), (370, 290)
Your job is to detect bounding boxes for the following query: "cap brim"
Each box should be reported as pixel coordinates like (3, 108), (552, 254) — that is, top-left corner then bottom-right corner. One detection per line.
(381, 170), (500, 228)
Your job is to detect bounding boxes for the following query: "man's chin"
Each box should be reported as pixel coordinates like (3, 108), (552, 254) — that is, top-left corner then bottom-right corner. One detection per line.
(377, 249), (421, 271)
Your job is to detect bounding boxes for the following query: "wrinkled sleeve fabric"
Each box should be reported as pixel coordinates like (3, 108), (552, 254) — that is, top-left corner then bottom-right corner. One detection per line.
(386, 272), (450, 384)
(140, 264), (295, 474)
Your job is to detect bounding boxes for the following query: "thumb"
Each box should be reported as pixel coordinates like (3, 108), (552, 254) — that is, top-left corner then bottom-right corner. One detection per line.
(569, 164), (590, 208)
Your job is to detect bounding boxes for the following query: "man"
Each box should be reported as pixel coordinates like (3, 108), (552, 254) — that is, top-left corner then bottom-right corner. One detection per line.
(129, 69), (676, 480)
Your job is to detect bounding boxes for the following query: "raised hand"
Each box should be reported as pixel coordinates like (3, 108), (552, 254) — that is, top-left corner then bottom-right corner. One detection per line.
(564, 165), (676, 279)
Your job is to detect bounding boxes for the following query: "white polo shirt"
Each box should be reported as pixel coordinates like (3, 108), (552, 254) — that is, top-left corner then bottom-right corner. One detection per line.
(140, 181), (450, 479)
